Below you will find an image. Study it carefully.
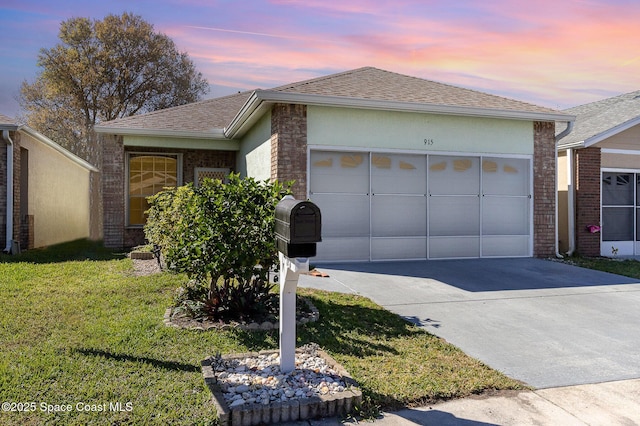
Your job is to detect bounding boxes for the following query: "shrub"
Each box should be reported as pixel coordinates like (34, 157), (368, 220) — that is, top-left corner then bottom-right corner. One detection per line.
(145, 174), (291, 320)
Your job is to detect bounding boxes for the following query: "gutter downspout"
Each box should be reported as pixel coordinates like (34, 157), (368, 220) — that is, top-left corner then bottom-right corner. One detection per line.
(1, 130), (14, 253)
(554, 121), (575, 258)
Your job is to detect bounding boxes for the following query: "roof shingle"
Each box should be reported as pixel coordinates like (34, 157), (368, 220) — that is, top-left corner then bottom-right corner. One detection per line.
(559, 90), (640, 145)
(0, 113), (16, 126)
(271, 67), (561, 115)
(98, 66), (567, 134)
(97, 91), (252, 133)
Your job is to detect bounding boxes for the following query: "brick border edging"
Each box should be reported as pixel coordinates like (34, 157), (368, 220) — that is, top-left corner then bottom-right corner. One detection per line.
(129, 251), (154, 260)
(201, 348), (362, 426)
(163, 298), (320, 331)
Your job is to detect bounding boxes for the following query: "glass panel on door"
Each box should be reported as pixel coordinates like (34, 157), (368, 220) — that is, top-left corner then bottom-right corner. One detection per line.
(602, 173), (634, 242)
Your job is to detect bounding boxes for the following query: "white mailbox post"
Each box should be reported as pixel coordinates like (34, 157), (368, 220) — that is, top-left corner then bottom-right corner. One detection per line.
(274, 196), (321, 374)
(278, 253), (309, 373)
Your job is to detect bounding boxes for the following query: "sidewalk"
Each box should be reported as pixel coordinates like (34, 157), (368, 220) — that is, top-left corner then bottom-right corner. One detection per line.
(295, 378), (640, 425)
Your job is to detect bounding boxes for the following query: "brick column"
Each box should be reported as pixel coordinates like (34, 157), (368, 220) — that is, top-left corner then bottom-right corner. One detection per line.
(0, 130), (23, 250)
(0, 137), (7, 247)
(533, 121), (556, 257)
(101, 134), (125, 248)
(12, 132), (22, 247)
(270, 104), (308, 200)
(20, 215), (34, 250)
(574, 147), (601, 257)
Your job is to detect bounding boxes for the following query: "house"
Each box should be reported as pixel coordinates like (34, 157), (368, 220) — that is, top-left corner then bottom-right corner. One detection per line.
(0, 114), (99, 252)
(557, 90), (640, 257)
(95, 67), (573, 261)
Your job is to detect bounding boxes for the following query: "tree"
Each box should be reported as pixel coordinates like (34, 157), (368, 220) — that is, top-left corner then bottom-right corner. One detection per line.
(19, 12), (209, 163)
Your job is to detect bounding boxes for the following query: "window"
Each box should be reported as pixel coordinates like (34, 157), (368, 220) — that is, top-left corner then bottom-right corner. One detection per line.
(194, 167), (230, 187)
(127, 153), (181, 226)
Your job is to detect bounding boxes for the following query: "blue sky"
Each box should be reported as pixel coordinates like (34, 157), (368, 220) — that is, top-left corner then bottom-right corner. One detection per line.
(1, 0), (639, 118)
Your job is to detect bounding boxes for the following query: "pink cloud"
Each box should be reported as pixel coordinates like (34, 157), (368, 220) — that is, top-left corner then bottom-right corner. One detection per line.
(156, 0), (640, 108)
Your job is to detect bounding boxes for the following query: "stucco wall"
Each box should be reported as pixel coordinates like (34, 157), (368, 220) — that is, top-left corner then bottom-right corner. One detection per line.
(557, 151), (569, 253)
(238, 112), (271, 180)
(602, 152), (640, 169)
(596, 124), (640, 151)
(307, 106), (534, 155)
(19, 132), (93, 247)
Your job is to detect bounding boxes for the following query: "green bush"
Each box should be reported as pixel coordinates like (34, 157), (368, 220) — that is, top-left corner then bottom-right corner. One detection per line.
(145, 173), (291, 320)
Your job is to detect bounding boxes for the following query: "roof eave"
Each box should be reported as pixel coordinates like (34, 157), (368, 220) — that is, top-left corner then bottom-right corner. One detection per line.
(583, 115), (640, 148)
(0, 124), (19, 131)
(224, 91), (264, 138)
(224, 91), (574, 138)
(557, 140), (586, 151)
(94, 126), (228, 140)
(20, 126), (98, 172)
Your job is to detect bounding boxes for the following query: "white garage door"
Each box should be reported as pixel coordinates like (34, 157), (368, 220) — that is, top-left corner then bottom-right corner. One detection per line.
(309, 150), (531, 261)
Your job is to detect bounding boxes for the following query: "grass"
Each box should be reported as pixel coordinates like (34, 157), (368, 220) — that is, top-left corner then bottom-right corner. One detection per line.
(0, 240), (525, 425)
(563, 255), (640, 279)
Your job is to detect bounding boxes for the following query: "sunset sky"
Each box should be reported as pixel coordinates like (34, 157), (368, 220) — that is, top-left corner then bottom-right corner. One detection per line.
(1, 0), (639, 118)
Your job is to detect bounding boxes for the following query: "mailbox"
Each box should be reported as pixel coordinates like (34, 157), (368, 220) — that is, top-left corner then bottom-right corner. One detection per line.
(275, 197), (321, 258)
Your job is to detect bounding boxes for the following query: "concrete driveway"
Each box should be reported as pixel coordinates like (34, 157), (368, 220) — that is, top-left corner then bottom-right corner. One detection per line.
(298, 258), (640, 389)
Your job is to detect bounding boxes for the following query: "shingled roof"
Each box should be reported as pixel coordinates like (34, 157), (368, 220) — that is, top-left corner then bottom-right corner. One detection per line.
(95, 91), (253, 136)
(97, 66), (571, 138)
(0, 113), (16, 126)
(558, 90), (640, 147)
(270, 67), (562, 115)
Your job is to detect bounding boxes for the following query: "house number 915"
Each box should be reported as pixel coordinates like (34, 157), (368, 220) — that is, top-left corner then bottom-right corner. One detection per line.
(424, 138), (434, 146)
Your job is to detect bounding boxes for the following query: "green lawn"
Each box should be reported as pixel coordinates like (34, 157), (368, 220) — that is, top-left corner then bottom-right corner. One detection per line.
(0, 240), (524, 425)
(562, 255), (640, 279)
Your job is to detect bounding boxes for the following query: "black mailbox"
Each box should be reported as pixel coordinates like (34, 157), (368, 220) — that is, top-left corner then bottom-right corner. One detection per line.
(275, 197), (321, 258)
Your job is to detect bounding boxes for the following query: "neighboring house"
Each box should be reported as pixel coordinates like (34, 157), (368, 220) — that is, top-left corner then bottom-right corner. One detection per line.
(557, 91), (640, 257)
(0, 114), (99, 252)
(95, 67), (572, 261)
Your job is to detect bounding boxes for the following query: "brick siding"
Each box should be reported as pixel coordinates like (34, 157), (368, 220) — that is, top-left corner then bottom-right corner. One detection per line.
(574, 147), (601, 257)
(270, 104), (308, 200)
(0, 131), (26, 251)
(20, 215), (34, 250)
(101, 134), (126, 248)
(0, 140), (6, 247)
(533, 121), (557, 257)
(13, 133), (22, 250)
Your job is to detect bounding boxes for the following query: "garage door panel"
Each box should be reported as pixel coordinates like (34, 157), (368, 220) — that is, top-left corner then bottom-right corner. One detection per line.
(482, 197), (529, 235)
(371, 195), (426, 237)
(429, 237), (480, 258)
(316, 238), (370, 261)
(429, 196), (480, 236)
(310, 193), (369, 237)
(372, 237), (426, 260)
(482, 236), (529, 257)
(310, 151), (369, 194)
(371, 154), (426, 194)
(428, 156), (480, 195)
(482, 157), (530, 196)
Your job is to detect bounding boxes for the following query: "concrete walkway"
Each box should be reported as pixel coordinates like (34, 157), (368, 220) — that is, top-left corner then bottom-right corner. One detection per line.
(296, 258), (640, 424)
(293, 378), (640, 425)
